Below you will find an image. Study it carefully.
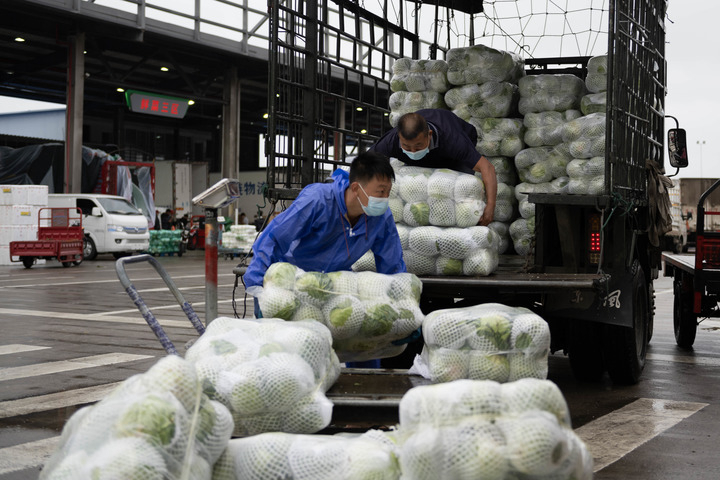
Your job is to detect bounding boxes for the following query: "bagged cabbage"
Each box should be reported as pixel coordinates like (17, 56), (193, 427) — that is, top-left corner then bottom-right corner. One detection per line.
(218, 429), (400, 480)
(516, 144), (574, 184)
(185, 317), (340, 436)
(562, 112), (606, 142)
(396, 379), (592, 480)
(586, 54), (608, 93)
(469, 117), (525, 157)
(388, 91), (447, 127)
(483, 156), (517, 185)
(580, 92), (607, 115)
(391, 57), (449, 93)
(523, 110), (582, 147)
(446, 44), (525, 86)
(41, 356), (234, 480)
(253, 263), (425, 362)
(445, 81), (518, 119)
(518, 74), (587, 115)
(418, 303), (549, 383)
(489, 221), (511, 254)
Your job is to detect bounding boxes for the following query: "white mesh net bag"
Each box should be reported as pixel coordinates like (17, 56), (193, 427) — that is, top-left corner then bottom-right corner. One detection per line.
(395, 378), (592, 480)
(586, 55), (608, 93)
(417, 303), (549, 384)
(470, 117), (525, 158)
(518, 74), (587, 115)
(185, 317), (340, 436)
(446, 44), (525, 86)
(251, 263), (425, 363)
(40, 356), (234, 480)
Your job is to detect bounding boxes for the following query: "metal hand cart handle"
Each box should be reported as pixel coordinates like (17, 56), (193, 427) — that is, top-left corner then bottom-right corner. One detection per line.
(116, 254), (206, 355)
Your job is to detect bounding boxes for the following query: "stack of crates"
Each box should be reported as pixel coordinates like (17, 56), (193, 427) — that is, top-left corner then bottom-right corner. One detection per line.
(148, 229), (183, 255)
(0, 185), (49, 266)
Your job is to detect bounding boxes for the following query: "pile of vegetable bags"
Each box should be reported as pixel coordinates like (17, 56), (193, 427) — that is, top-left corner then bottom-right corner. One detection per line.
(212, 430), (400, 480)
(563, 112), (606, 194)
(388, 58), (449, 128)
(249, 262), (425, 362)
(40, 356), (234, 480)
(413, 303), (551, 383)
(395, 379), (593, 480)
(185, 316), (341, 437)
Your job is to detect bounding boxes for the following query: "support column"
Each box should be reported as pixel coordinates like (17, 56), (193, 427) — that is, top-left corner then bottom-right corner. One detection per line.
(221, 67), (241, 218)
(65, 32), (85, 193)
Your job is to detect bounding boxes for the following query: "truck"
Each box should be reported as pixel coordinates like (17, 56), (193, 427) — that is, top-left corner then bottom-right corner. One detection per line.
(667, 178), (720, 252)
(260, 0), (677, 385)
(154, 161), (209, 223)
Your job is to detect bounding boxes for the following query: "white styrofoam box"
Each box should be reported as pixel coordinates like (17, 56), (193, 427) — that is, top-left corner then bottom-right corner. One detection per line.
(1, 185), (29, 205)
(0, 245), (18, 266)
(26, 185), (49, 206)
(0, 205), (39, 226)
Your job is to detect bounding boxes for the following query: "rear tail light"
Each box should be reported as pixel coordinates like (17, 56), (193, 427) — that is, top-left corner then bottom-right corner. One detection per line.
(588, 213), (601, 264)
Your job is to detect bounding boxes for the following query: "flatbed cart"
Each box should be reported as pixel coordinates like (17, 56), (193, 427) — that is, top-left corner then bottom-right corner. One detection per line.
(663, 178), (720, 348)
(9, 207), (84, 268)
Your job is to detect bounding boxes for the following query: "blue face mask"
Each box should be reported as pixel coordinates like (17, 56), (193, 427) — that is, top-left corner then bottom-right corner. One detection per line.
(358, 184), (389, 216)
(402, 146), (429, 161)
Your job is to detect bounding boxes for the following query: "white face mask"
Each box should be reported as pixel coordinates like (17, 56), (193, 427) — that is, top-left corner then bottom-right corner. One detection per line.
(402, 146), (429, 161)
(357, 183), (389, 216)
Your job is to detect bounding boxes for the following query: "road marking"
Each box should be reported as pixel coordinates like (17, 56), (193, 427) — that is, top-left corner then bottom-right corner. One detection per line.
(0, 382), (122, 418)
(647, 352), (720, 367)
(0, 344), (51, 355)
(0, 353), (154, 382)
(575, 397), (708, 472)
(0, 272), (235, 289)
(0, 307), (201, 327)
(0, 436), (59, 475)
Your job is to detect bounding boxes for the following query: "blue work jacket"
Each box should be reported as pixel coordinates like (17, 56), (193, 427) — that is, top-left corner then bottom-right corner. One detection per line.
(243, 169), (406, 288)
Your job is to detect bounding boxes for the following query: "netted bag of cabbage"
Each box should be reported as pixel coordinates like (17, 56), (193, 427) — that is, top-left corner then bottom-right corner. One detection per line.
(492, 183), (517, 223)
(396, 379), (592, 480)
(390, 58), (449, 93)
(185, 317), (340, 436)
(469, 117), (526, 158)
(523, 110), (583, 147)
(445, 82), (518, 119)
(518, 74), (587, 116)
(489, 221), (511, 254)
(581, 92), (607, 115)
(446, 44), (525, 86)
(388, 92), (447, 128)
(568, 176), (605, 195)
(214, 429), (400, 480)
(40, 356), (234, 480)
(586, 54), (608, 93)
(421, 303), (549, 383)
(510, 216), (536, 257)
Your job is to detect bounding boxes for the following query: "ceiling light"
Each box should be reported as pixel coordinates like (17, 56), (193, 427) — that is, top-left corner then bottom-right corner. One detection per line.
(160, 66), (169, 72)
(188, 100), (195, 106)
(14, 37), (25, 43)
(356, 107), (363, 111)
(360, 129), (367, 134)
(263, 113), (269, 119)
(116, 88), (125, 92)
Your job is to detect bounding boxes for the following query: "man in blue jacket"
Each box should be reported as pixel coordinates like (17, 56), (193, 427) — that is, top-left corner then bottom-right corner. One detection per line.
(371, 108), (497, 225)
(243, 151), (406, 307)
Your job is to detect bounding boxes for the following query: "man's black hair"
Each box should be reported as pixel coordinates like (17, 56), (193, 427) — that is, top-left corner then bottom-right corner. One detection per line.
(349, 151), (395, 184)
(397, 112), (429, 140)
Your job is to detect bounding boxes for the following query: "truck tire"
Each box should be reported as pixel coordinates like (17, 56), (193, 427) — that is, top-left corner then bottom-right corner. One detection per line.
(21, 256), (35, 269)
(673, 274), (697, 348)
(603, 263), (649, 385)
(568, 320), (605, 382)
(84, 236), (97, 261)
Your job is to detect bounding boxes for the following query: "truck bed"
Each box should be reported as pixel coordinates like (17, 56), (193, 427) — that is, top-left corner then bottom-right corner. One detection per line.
(663, 253), (695, 275)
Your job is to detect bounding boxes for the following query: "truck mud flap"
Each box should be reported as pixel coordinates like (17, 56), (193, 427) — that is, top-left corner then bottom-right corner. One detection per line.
(543, 273), (634, 328)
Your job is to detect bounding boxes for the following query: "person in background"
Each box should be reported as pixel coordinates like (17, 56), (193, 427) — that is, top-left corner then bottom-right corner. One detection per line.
(160, 209), (173, 230)
(370, 108), (497, 226)
(239, 212), (249, 225)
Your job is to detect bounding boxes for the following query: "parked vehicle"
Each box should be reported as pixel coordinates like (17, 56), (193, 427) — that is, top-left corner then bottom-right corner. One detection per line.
(10, 207), (84, 268)
(262, 0), (677, 384)
(48, 194), (150, 260)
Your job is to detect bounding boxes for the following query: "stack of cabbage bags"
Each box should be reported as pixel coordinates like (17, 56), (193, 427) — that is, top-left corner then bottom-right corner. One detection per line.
(518, 74), (587, 116)
(212, 430), (400, 480)
(221, 224), (257, 250)
(391, 164), (487, 228)
(446, 44), (525, 86)
(416, 303), (550, 383)
(396, 379), (593, 480)
(388, 58), (449, 127)
(563, 113), (606, 194)
(445, 82), (518, 121)
(469, 116), (526, 159)
(184, 317), (340, 437)
(40, 356), (234, 480)
(251, 262), (425, 362)
(585, 54), (607, 94)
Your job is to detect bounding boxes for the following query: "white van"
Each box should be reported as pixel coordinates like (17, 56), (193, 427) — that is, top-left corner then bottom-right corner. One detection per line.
(48, 194), (150, 260)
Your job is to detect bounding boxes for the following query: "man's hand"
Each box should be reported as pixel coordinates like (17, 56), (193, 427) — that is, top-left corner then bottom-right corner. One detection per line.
(478, 203), (494, 226)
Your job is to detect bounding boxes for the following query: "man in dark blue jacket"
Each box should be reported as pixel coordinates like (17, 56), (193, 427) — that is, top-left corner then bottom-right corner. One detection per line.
(371, 108), (497, 225)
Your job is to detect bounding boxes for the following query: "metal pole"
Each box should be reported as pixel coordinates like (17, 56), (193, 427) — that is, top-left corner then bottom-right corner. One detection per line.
(205, 207), (218, 324)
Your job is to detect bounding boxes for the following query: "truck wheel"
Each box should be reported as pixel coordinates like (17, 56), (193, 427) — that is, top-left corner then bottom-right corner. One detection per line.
(568, 320), (605, 381)
(673, 275), (697, 348)
(21, 256), (35, 269)
(603, 263), (649, 385)
(84, 236), (97, 261)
